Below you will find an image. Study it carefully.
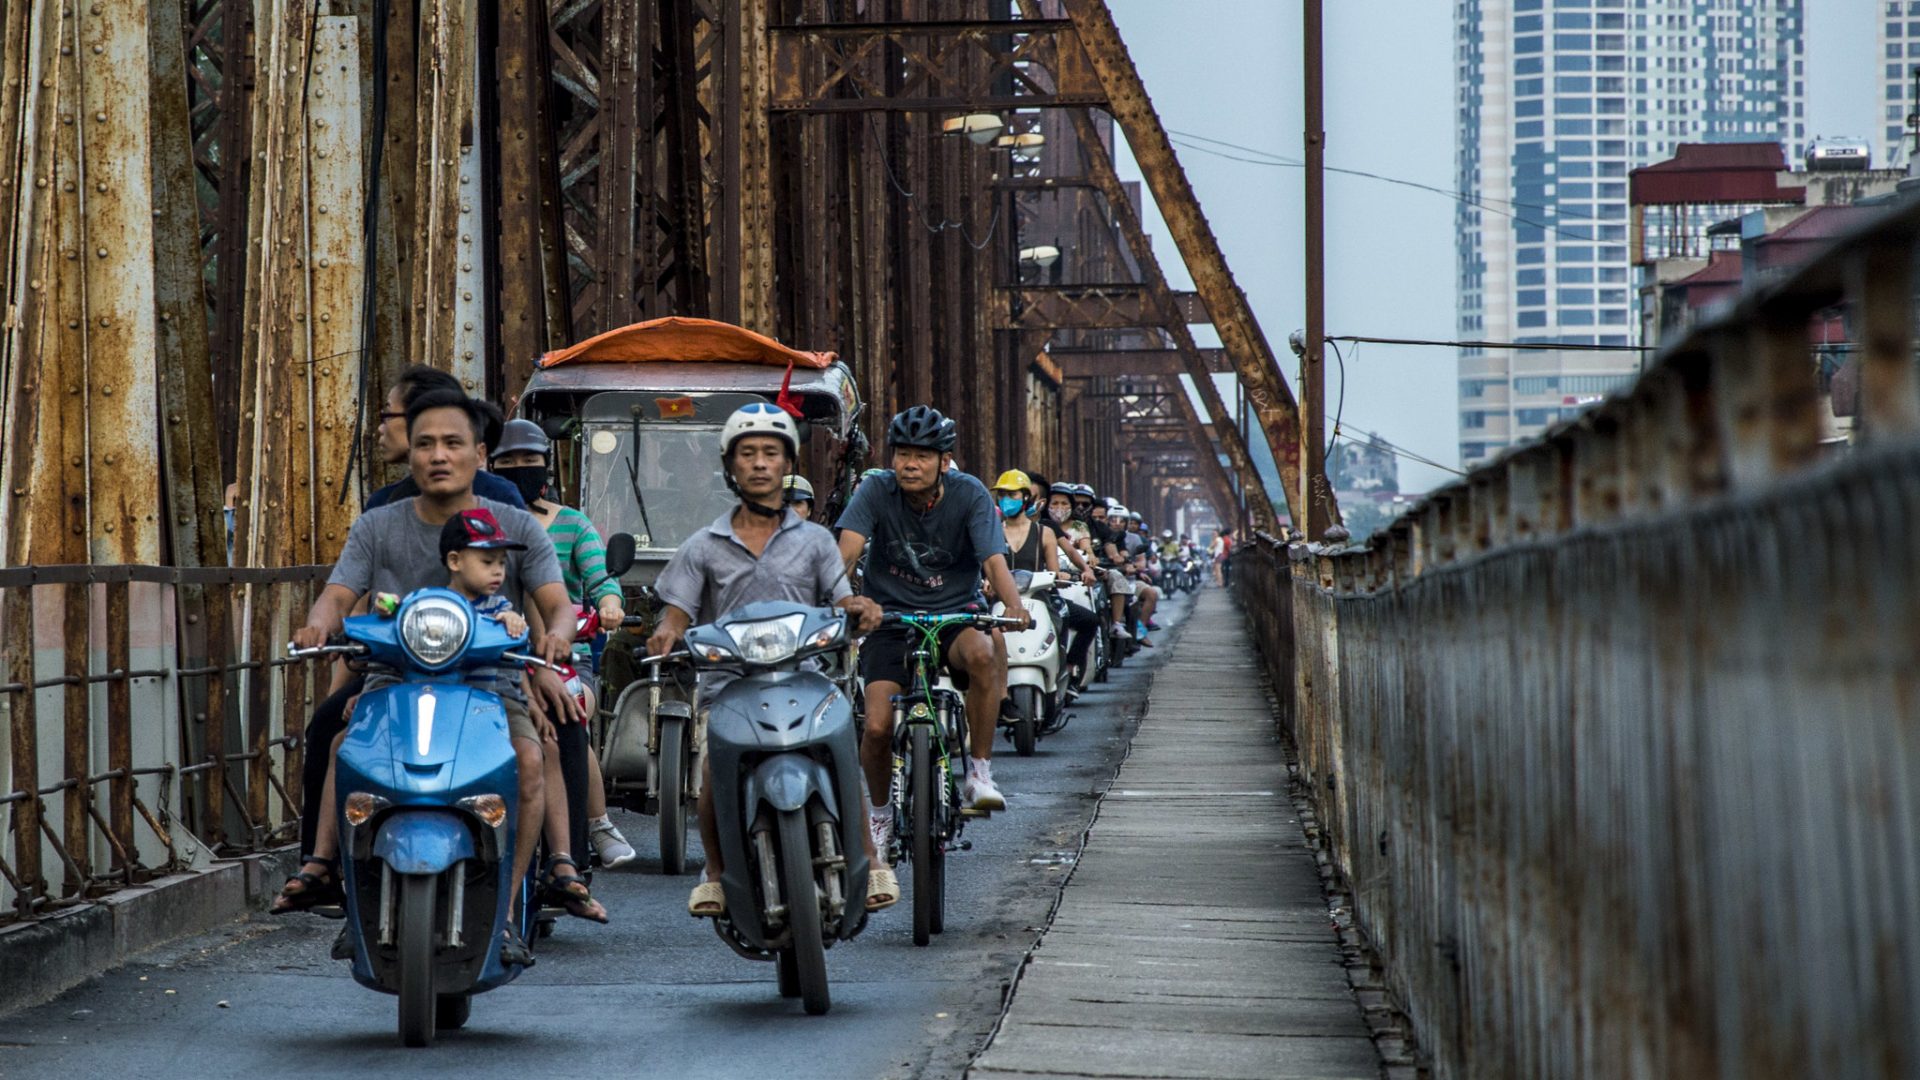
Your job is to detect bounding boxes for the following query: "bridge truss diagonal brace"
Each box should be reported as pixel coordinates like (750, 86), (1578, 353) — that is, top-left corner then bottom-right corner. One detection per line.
(1055, 105), (1273, 533)
(1060, 0), (1335, 530)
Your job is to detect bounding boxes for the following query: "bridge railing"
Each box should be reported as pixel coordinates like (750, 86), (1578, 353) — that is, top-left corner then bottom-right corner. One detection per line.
(1238, 200), (1920, 1078)
(0, 566), (325, 923)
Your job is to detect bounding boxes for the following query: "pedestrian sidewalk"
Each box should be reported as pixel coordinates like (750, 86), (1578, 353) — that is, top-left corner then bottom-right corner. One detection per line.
(970, 589), (1379, 1080)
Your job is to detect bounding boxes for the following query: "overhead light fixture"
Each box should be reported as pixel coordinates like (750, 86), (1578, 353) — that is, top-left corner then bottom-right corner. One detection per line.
(993, 132), (1046, 152)
(1018, 244), (1061, 268)
(942, 113), (1005, 145)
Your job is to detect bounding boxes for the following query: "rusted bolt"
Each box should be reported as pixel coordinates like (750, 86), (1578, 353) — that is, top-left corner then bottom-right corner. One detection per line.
(101, 385), (112, 396)
(96, 182), (106, 192)
(70, 456), (82, 467)
(98, 317), (110, 327)
(93, 111), (106, 122)
(67, 320), (78, 329)
(91, 44), (102, 54)
(68, 385), (79, 394)
(95, 247), (107, 258)
(35, 177), (46, 188)
(318, 313), (331, 323)
(28, 278), (40, 290)
(103, 453), (115, 465)
(60, 114), (72, 125)
(317, 258), (329, 268)
(160, 312), (172, 322)
(103, 522), (115, 533)
(168, 414), (180, 424)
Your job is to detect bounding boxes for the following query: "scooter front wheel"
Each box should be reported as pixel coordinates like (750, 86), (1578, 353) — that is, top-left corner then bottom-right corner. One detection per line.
(777, 807), (831, 1015)
(1010, 687), (1039, 757)
(396, 874), (437, 1047)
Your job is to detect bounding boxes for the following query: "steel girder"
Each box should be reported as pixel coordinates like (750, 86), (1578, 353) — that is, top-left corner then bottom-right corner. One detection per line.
(769, 18), (1105, 112)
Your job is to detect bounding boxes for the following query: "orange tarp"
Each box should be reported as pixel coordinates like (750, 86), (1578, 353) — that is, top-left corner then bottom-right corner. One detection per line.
(539, 316), (836, 370)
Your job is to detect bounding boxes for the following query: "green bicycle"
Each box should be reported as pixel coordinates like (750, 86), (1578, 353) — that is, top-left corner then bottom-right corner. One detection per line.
(880, 610), (1022, 946)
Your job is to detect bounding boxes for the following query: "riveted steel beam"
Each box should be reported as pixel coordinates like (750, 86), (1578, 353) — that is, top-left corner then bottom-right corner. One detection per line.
(1052, 347), (1228, 378)
(769, 18), (1105, 113)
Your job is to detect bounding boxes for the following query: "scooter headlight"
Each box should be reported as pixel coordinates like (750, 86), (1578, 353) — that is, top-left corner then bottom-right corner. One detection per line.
(400, 596), (471, 669)
(725, 614), (805, 664)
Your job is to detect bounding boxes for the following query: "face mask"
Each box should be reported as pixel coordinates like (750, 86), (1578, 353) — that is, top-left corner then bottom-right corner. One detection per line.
(493, 465), (549, 505)
(997, 496), (1027, 519)
(1026, 499), (1042, 519)
(1048, 505), (1071, 524)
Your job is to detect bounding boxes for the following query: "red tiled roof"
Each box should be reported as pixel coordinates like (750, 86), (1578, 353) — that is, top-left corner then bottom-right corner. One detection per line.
(1673, 249), (1743, 287)
(1629, 142), (1805, 207)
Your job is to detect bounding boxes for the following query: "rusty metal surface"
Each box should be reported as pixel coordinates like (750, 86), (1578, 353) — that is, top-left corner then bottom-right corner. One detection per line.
(1051, 347), (1228, 377)
(1237, 201), (1920, 1079)
(768, 17), (1104, 113)
(307, 17), (366, 559)
(0, 567), (323, 922)
(996, 284), (1161, 330)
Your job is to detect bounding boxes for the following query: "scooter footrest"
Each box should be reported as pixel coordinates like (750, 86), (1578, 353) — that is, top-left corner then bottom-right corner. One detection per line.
(959, 807), (993, 818)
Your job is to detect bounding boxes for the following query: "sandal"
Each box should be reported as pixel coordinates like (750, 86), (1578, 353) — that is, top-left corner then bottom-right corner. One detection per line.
(541, 854), (610, 924)
(865, 867), (899, 912)
(270, 857), (341, 914)
(688, 880), (725, 918)
(498, 925), (536, 968)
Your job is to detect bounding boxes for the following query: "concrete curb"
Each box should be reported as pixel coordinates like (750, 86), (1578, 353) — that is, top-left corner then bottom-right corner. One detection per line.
(0, 846), (301, 1016)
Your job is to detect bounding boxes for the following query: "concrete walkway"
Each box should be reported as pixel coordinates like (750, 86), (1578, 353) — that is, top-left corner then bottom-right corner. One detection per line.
(970, 589), (1379, 1080)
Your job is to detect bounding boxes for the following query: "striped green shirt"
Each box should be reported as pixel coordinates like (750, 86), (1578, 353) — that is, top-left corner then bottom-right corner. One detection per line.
(547, 506), (623, 606)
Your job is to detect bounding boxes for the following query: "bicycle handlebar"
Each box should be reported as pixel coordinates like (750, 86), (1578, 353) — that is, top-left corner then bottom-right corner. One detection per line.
(286, 641), (366, 660)
(879, 611), (1026, 631)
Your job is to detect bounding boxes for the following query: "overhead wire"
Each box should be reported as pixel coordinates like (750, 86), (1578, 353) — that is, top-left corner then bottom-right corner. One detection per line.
(1334, 427), (1466, 478)
(860, 108), (1003, 250)
(1165, 131), (1611, 244)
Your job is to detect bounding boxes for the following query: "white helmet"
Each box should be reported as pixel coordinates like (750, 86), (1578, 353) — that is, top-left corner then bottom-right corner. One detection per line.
(1110, 504), (1130, 518)
(782, 475), (815, 502)
(722, 402), (799, 457)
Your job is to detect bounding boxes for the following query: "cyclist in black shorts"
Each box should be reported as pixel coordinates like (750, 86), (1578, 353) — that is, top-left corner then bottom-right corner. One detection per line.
(835, 407), (1031, 858)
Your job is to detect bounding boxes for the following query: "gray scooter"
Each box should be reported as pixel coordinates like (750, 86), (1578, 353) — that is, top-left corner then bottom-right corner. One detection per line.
(646, 600), (869, 1015)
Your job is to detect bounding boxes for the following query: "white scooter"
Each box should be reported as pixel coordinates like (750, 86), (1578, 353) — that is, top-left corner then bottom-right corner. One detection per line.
(995, 569), (1065, 756)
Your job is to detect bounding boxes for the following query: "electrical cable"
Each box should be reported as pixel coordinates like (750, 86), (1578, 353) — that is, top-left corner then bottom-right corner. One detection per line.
(1166, 135), (1610, 244)
(859, 107), (1003, 250)
(1324, 338), (1348, 462)
(1333, 427), (1466, 478)
(1167, 127), (1608, 226)
(1328, 334), (1651, 352)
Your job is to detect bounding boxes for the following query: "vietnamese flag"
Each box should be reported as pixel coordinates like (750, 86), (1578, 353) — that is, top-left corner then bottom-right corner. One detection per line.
(655, 396), (696, 419)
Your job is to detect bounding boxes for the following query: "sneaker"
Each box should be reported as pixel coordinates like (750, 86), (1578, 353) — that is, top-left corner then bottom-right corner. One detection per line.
(963, 774), (1006, 812)
(1111, 621), (1132, 640)
(1145, 619), (1162, 631)
(588, 817), (637, 869)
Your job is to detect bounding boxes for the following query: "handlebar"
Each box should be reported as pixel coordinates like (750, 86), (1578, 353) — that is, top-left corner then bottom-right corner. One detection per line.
(286, 641), (367, 660)
(879, 611), (1026, 631)
(501, 651), (563, 673)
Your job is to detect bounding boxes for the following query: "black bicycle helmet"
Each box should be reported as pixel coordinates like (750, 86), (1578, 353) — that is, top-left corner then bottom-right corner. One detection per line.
(886, 405), (957, 452)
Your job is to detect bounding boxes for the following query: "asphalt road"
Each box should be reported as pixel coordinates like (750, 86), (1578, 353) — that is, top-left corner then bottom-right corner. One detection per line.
(0, 594), (1194, 1080)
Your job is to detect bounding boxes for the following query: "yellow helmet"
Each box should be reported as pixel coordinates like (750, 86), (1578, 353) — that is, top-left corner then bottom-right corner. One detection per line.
(990, 469), (1031, 493)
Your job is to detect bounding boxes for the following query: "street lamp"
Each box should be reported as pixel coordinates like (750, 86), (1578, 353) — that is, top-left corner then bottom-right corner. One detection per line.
(1018, 244), (1060, 268)
(993, 132), (1046, 154)
(941, 113), (1004, 145)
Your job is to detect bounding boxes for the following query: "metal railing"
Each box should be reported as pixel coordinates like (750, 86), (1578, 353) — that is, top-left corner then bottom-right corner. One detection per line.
(1238, 200), (1920, 1078)
(1, 565), (327, 923)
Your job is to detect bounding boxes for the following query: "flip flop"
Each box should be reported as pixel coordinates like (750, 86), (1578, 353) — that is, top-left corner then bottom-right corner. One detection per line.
(865, 867), (899, 911)
(688, 880), (725, 918)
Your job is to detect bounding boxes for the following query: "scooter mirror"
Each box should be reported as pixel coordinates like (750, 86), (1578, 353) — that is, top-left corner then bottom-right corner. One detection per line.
(604, 532), (638, 577)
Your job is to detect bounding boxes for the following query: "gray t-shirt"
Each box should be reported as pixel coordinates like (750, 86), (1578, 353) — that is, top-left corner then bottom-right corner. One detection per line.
(833, 470), (1007, 613)
(654, 508), (852, 625)
(327, 495), (564, 613)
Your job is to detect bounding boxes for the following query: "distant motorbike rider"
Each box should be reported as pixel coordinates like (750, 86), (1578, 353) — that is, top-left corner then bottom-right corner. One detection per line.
(645, 403), (893, 918)
(783, 474), (816, 521)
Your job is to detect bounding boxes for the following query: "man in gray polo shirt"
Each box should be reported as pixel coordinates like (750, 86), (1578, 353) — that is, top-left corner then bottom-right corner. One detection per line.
(645, 403), (889, 919)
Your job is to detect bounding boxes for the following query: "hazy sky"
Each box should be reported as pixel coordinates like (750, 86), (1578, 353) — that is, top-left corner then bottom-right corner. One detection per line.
(1107, 0), (1877, 495)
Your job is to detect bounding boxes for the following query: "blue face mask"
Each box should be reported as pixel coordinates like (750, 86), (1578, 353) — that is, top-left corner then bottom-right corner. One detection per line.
(998, 496), (1027, 518)
(1025, 499), (1042, 519)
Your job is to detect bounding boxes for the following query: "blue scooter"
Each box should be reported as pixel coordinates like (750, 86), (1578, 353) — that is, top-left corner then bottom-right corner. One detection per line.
(289, 587), (548, 1046)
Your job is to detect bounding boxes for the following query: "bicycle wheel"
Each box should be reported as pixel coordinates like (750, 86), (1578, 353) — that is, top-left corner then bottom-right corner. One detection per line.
(909, 724), (936, 947)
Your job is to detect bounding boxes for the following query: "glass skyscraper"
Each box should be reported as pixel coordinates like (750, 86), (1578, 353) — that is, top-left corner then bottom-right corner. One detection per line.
(1455, 0), (1805, 467)
(1883, 3), (1920, 170)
